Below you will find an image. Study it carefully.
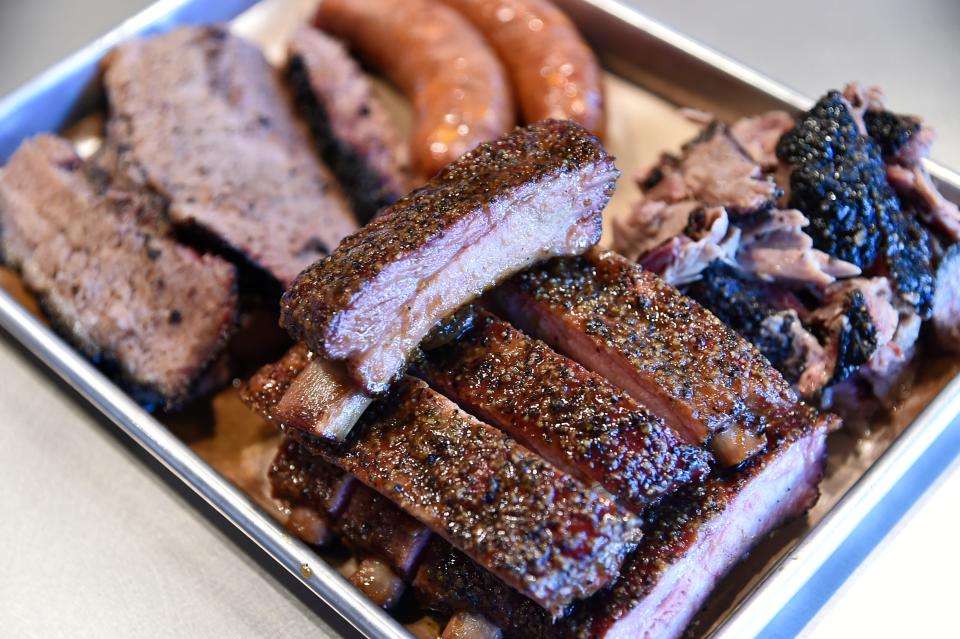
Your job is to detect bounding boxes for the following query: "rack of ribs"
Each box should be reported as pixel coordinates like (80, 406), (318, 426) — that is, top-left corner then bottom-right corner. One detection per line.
(287, 378), (640, 617)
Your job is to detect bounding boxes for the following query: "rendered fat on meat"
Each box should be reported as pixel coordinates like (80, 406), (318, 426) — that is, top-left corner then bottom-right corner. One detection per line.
(497, 249), (799, 466)
(0, 135), (237, 409)
(101, 26), (358, 288)
(417, 308), (711, 514)
(286, 26), (409, 223)
(294, 377), (640, 617)
(415, 407), (832, 639)
(281, 120), (618, 399)
(241, 343), (372, 441)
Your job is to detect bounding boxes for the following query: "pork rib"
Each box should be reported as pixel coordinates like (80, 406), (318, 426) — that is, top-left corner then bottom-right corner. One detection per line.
(417, 308), (711, 514)
(102, 26), (358, 287)
(416, 408), (831, 639)
(0, 135), (236, 409)
(293, 377), (640, 616)
(281, 120), (618, 398)
(336, 484), (432, 579)
(496, 249), (798, 466)
(241, 343), (372, 440)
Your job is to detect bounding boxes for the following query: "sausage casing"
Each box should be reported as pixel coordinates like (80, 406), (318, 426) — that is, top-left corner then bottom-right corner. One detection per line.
(316, 0), (515, 178)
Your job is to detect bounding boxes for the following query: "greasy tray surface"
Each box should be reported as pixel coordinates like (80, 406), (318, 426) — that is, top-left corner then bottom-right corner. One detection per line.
(0, 0), (958, 637)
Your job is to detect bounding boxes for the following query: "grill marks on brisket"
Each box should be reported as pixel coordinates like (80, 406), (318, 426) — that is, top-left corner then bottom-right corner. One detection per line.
(296, 377), (641, 617)
(0, 136), (237, 408)
(498, 250), (796, 466)
(281, 120), (617, 397)
(101, 26), (358, 288)
(417, 308), (711, 515)
(286, 27), (409, 223)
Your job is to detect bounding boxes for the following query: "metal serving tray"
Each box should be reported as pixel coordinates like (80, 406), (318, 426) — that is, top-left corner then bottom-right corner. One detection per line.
(1, 0), (958, 637)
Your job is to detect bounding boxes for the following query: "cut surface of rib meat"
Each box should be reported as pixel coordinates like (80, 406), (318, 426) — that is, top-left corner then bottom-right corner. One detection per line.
(497, 249), (797, 466)
(293, 377), (640, 616)
(286, 26), (409, 223)
(0, 135), (236, 409)
(417, 308), (711, 514)
(102, 25), (358, 287)
(281, 120), (618, 397)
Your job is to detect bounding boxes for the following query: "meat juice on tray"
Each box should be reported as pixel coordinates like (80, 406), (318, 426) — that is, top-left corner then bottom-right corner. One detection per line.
(1, 0), (957, 638)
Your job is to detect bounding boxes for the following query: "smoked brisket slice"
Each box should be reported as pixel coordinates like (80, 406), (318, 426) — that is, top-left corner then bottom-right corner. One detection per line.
(497, 249), (797, 466)
(281, 120), (618, 398)
(0, 135), (236, 409)
(417, 308), (711, 514)
(102, 26), (358, 288)
(286, 26), (409, 223)
(293, 377), (640, 617)
(416, 408), (831, 639)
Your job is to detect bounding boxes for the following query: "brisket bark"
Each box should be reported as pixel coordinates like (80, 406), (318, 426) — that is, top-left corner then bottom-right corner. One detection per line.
(101, 25), (358, 288)
(286, 26), (409, 223)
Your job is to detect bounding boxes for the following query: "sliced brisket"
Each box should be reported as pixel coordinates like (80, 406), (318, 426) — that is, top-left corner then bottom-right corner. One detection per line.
(281, 120), (618, 398)
(497, 250), (797, 466)
(417, 308), (711, 514)
(102, 26), (358, 287)
(0, 135), (236, 409)
(294, 377), (640, 617)
(286, 26), (409, 223)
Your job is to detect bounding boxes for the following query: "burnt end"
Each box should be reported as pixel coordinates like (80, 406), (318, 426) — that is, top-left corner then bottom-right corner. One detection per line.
(863, 110), (920, 159)
(830, 290), (878, 384)
(880, 206), (935, 318)
(683, 261), (799, 379)
(287, 55), (396, 223)
(776, 91), (886, 268)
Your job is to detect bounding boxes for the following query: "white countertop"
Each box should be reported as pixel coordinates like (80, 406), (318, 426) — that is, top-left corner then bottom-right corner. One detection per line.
(0, 1), (957, 637)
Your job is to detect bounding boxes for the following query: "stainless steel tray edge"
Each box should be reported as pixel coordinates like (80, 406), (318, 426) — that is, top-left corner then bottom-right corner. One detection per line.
(0, 288), (411, 639)
(560, 1), (960, 635)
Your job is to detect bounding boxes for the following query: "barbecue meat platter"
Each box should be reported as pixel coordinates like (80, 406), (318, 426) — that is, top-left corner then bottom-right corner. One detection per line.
(1, 0), (957, 637)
